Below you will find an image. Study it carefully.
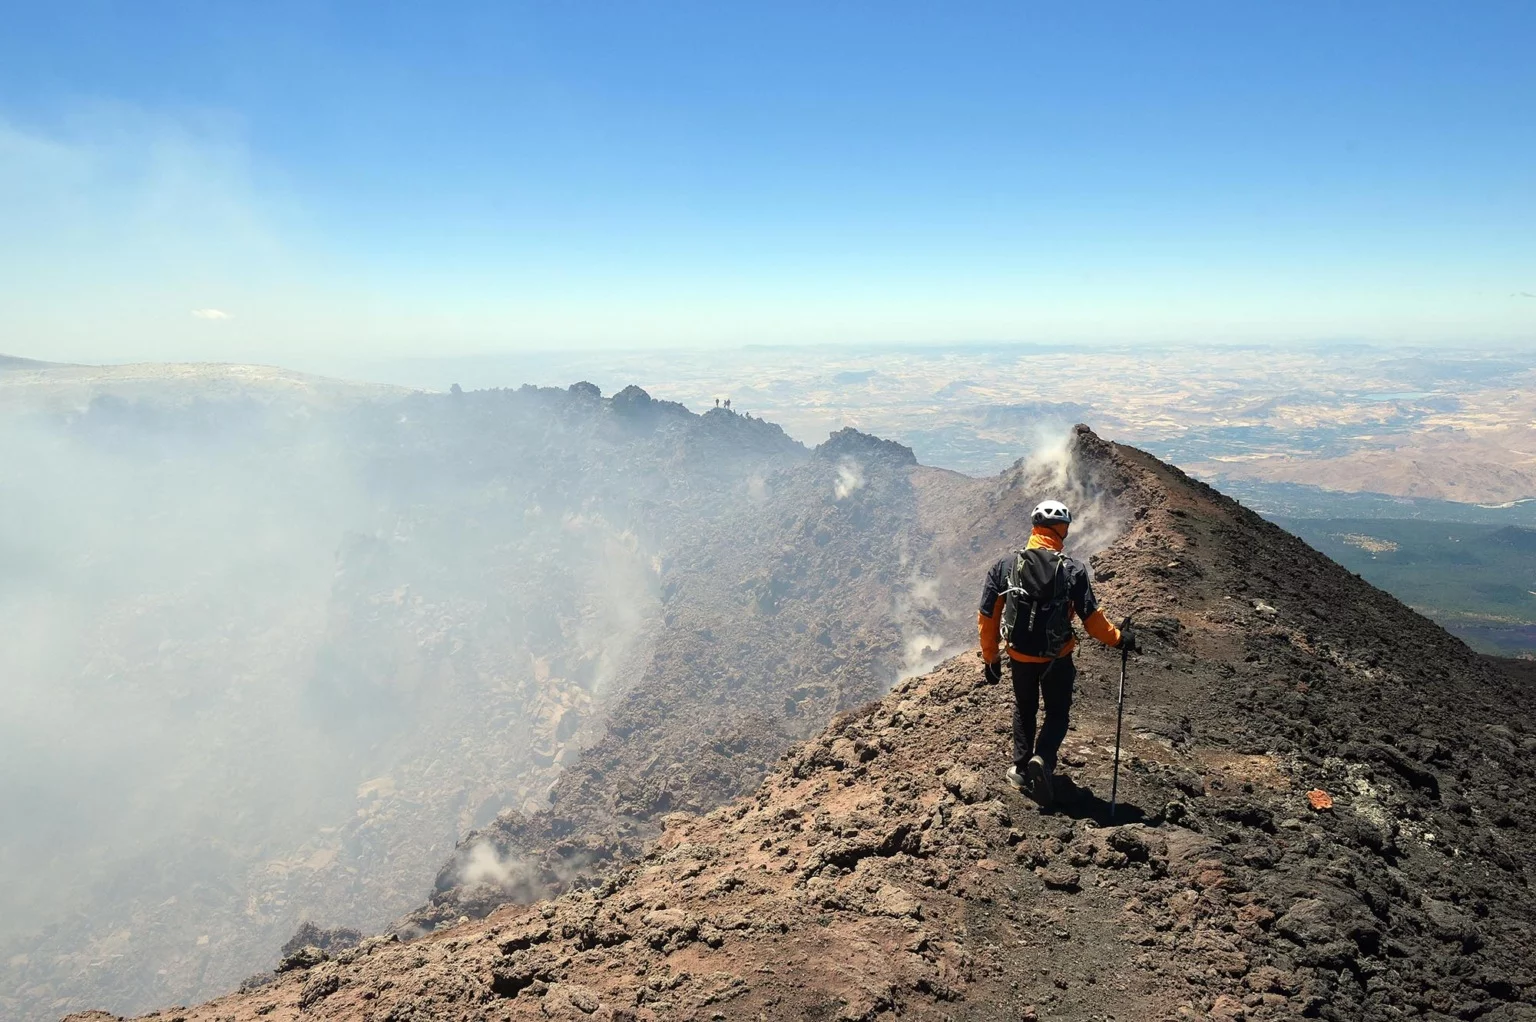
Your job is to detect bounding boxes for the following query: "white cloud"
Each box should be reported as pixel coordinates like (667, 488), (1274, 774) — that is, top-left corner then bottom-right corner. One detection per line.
(191, 308), (232, 320)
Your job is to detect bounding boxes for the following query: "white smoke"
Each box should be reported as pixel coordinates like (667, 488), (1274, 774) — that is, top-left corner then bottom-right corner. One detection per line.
(1018, 424), (1124, 566)
(902, 633), (946, 675)
(457, 838), (591, 903)
(893, 572), (949, 681)
(833, 459), (866, 499)
(459, 841), (536, 889)
(0, 384), (668, 1020)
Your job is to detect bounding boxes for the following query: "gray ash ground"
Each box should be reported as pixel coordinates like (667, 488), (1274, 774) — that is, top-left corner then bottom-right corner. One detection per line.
(73, 427), (1536, 1022)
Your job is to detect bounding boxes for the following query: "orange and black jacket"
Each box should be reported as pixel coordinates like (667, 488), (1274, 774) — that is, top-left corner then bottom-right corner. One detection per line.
(978, 526), (1123, 664)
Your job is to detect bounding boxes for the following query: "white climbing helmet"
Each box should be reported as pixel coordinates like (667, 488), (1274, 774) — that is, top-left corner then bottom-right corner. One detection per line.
(1031, 499), (1072, 526)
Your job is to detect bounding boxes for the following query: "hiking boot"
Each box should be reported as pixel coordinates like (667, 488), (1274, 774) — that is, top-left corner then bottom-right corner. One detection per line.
(1006, 765), (1027, 791)
(1027, 755), (1054, 805)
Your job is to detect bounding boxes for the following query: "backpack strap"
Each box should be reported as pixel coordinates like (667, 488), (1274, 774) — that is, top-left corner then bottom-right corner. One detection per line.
(999, 550), (1027, 650)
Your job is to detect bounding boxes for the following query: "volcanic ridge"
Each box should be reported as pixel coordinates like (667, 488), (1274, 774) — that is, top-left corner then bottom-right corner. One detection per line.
(66, 426), (1536, 1022)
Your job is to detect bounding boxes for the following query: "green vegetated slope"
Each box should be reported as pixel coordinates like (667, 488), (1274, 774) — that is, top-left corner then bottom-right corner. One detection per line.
(1276, 518), (1536, 655)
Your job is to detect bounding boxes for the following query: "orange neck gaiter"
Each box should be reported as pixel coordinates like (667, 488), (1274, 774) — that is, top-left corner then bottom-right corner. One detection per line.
(1025, 524), (1066, 551)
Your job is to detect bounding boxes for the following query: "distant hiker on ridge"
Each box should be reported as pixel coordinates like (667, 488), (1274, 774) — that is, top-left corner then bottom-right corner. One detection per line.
(978, 499), (1137, 805)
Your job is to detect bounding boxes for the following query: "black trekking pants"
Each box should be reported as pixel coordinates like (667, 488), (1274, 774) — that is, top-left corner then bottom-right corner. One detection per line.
(1011, 654), (1076, 771)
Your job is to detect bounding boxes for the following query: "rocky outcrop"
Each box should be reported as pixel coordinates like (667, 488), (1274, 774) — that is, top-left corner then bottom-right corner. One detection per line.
(815, 426), (919, 467)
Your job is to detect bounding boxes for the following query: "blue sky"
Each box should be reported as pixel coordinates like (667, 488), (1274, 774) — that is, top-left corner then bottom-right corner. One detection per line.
(2, 1), (1532, 362)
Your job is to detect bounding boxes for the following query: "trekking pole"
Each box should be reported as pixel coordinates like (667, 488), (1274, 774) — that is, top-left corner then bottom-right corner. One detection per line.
(1109, 636), (1128, 822)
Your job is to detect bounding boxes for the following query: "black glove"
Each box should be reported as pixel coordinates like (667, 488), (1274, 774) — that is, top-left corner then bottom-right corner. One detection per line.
(1118, 617), (1138, 654)
(983, 660), (1002, 685)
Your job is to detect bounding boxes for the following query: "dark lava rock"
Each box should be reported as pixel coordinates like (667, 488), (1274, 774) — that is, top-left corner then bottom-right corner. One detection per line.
(1275, 898), (1340, 945)
(276, 944), (327, 973)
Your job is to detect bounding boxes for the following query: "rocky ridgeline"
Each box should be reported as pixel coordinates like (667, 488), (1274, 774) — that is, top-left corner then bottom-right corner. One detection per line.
(69, 426), (1536, 1022)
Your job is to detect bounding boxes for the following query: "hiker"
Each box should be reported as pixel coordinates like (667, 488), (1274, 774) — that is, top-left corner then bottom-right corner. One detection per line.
(978, 499), (1137, 803)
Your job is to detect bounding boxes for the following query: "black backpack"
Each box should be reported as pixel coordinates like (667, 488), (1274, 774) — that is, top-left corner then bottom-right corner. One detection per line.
(1000, 547), (1074, 658)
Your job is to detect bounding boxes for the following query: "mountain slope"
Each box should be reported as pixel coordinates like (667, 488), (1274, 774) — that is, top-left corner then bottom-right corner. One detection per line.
(6, 378), (1049, 1021)
(78, 426), (1536, 1022)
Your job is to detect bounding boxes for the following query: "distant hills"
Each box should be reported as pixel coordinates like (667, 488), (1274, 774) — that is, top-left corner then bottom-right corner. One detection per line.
(0, 353), (69, 369)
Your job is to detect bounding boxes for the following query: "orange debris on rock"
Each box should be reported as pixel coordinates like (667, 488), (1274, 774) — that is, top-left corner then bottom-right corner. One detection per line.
(1307, 789), (1334, 811)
